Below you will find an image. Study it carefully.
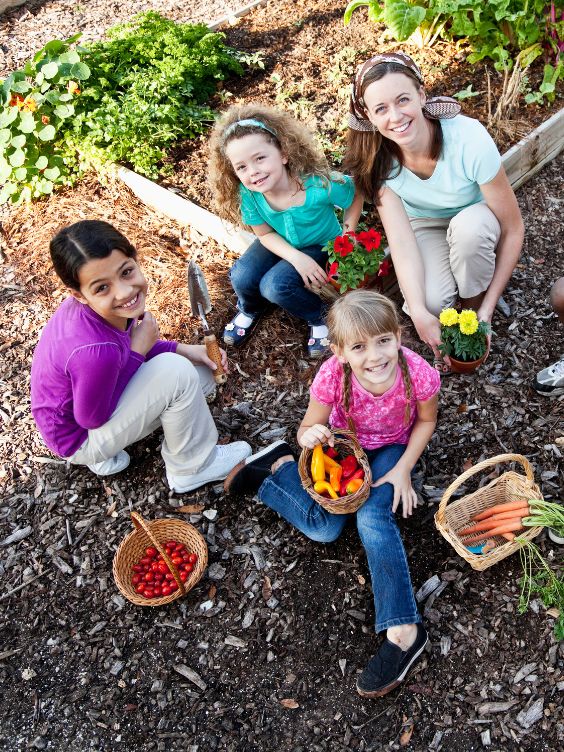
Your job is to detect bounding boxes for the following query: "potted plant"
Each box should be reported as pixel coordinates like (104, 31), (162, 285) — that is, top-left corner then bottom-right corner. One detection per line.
(315, 229), (390, 300)
(438, 308), (491, 374)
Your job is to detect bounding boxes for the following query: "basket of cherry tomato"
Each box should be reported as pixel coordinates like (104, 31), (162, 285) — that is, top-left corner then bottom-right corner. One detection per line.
(113, 511), (208, 606)
(298, 429), (372, 514)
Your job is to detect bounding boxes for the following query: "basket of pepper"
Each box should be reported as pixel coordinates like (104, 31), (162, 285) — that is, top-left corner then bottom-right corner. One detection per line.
(298, 429), (372, 514)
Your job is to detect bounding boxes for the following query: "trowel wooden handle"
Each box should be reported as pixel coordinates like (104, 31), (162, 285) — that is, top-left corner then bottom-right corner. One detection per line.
(204, 334), (227, 384)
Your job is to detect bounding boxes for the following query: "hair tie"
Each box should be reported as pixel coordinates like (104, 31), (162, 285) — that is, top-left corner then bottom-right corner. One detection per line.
(348, 52), (461, 132)
(223, 118), (278, 141)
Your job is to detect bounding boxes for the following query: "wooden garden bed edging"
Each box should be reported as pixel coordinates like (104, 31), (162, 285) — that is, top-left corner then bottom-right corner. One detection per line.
(117, 106), (563, 259)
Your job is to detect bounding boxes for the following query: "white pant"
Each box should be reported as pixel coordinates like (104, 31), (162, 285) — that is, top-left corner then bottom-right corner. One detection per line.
(409, 203), (501, 316)
(69, 352), (218, 477)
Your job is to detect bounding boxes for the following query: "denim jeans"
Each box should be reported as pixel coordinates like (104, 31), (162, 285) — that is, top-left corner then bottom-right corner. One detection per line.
(229, 238), (327, 326)
(258, 443), (421, 633)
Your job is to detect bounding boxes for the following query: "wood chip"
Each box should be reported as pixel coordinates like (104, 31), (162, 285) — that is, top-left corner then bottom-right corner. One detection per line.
(173, 664), (207, 691)
(279, 699), (299, 709)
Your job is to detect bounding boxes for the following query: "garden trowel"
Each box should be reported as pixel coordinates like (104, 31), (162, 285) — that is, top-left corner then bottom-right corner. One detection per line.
(187, 261), (227, 385)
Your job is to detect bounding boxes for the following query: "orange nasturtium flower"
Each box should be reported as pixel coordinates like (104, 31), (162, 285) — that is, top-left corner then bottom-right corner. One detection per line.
(22, 96), (38, 112)
(67, 80), (80, 95)
(41, 115), (50, 124)
(10, 94), (25, 109)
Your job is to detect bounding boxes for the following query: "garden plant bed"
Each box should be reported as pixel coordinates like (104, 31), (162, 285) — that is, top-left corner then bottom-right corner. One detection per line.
(1, 1), (563, 751)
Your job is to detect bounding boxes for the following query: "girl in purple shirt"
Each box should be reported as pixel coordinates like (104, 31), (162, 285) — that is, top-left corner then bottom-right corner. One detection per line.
(31, 220), (251, 492)
(224, 290), (439, 698)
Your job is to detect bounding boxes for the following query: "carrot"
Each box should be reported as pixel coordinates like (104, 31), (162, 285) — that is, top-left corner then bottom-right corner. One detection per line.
(488, 507), (530, 521)
(472, 501), (530, 521)
(461, 519), (524, 543)
(458, 518), (516, 536)
(501, 533), (515, 541)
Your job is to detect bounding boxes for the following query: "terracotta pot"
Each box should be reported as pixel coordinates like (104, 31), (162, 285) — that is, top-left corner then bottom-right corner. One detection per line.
(326, 264), (377, 294)
(449, 352), (487, 374)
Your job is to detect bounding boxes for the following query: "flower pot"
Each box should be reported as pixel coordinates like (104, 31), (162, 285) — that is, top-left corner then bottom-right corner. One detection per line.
(548, 527), (564, 545)
(326, 264), (377, 294)
(449, 352), (487, 374)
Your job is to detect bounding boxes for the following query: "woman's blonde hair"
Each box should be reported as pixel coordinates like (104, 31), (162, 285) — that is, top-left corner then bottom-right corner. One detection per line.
(327, 290), (413, 428)
(208, 103), (331, 225)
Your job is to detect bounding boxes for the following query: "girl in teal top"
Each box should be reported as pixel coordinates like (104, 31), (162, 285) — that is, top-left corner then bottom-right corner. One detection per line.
(208, 103), (362, 358)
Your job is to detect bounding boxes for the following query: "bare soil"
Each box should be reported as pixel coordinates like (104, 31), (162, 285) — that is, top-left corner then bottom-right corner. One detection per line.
(0, 2), (563, 751)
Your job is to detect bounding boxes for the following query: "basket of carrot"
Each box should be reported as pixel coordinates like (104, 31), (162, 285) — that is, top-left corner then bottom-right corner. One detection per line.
(434, 453), (544, 571)
(298, 429), (372, 514)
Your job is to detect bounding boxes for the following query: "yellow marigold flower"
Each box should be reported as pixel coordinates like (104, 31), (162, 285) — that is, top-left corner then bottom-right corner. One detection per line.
(439, 308), (459, 327)
(459, 309), (479, 335)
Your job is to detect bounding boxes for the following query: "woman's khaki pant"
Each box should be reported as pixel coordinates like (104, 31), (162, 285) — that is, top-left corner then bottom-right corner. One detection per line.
(69, 352), (218, 477)
(408, 203), (501, 316)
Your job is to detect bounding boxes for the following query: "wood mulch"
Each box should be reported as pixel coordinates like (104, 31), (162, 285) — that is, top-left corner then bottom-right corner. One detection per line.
(0, 2), (563, 751)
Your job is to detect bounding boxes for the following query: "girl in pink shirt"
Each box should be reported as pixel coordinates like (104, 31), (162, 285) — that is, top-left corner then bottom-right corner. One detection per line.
(225, 290), (440, 698)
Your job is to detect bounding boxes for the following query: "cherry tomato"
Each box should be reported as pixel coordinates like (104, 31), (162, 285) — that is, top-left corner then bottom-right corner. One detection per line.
(161, 585), (171, 597)
(165, 572), (174, 581)
(135, 584), (145, 594)
(132, 564), (143, 572)
(154, 572), (164, 582)
(151, 561), (160, 572)
(174, 542), (184, 551)
(144, 571), (154, 582)
(169, 581), (178, 591)
(132, 574), (141, 585)
(183, 563), (193, 574)
(143, 589), (154, 599)
(166, 540), (176, 547)
(145, 547), (158, 559)
(171, 556), (183, 566)
(140, 556), (152, 566)
(158, 561), (169, 574)
(179, 571), (188, 582)
(188, 553), (198, 565)
(153, 585), (162, 597)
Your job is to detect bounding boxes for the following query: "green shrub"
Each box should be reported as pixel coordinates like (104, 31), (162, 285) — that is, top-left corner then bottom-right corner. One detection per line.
(0, 12), (244, 204)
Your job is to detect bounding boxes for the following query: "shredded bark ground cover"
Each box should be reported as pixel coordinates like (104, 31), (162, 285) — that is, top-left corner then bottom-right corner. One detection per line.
(0, 1), (563, 751)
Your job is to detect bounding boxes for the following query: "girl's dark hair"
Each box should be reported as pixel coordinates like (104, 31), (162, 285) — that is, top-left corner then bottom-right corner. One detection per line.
(50, 220), (137, 290)
(344, 63), (443, 206)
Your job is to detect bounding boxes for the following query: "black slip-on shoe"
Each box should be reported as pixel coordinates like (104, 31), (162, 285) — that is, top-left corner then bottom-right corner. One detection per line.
(223, 440), (295, 495)
(356, 624), (428, 698)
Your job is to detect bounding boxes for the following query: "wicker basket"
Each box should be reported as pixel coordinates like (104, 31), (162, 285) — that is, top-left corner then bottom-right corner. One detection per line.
(435, 453), (544, 571)
(298, 429), (372, 514)
(113, 511), (208, 606)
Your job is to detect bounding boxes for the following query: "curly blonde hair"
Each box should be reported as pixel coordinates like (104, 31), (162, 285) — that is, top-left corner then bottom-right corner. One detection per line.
(327, 290), (413, 428)
(208, 103), (331, 226)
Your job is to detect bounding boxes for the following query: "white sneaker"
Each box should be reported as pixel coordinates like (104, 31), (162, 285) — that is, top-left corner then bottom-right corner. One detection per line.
(167, 441), (252, 493)
(88, 450), (130, 476)
(533, 355), (564, 398)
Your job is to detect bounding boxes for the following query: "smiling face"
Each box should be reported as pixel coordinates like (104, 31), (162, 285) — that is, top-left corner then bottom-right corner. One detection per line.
(70, 249), (147, 330)
(224, 132), (289, 195)
(333, 330), (402, 395)
(362, 71), (427, 148)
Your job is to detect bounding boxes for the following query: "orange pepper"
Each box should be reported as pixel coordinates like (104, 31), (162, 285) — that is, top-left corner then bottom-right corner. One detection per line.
(314, 480), (339, 499)
(329, 465), (342, 493)
(311, 444), (326, 483)
(345, 478), (363, 495)
(322, 452), (341, 471)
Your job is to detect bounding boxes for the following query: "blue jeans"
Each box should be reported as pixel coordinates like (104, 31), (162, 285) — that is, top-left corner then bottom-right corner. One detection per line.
(258, 443), (421, 633)
(229, 239), (327, 326)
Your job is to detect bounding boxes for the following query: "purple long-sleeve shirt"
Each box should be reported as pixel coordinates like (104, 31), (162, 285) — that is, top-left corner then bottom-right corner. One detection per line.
(31, 297), (177, 457)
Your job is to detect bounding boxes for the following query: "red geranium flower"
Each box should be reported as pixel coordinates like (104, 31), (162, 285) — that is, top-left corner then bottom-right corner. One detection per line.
(356, 229), (381, 252)
(378, 258), (391, 277)
(328, 261), (339, 278)
(333, 235), (354, 257)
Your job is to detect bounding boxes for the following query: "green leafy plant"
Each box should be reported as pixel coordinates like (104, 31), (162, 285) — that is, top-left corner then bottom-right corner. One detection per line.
(0, 34), (90, 204)
(518, 537), (564, 641)
(525, 61), (564, 103)
(438, 308), (490, 362)
(453, 84), (481, 100)
(324, 229), (388, 293)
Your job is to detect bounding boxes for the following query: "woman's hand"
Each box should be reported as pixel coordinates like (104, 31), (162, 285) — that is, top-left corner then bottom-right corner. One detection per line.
(412, 309), (447, 363)
(292, 252), (328, 289)
(298, 423), (333, 449)
(130, 311), (159, 356)
(372, 464), (418, 518)
(177, 343), (229, 373)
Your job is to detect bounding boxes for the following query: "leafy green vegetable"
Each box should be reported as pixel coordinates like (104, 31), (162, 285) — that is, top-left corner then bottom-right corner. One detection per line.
(518, 538), (564, 641)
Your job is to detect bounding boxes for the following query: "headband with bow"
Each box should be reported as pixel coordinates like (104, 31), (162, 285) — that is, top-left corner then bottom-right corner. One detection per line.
(348, 51), (461, 132)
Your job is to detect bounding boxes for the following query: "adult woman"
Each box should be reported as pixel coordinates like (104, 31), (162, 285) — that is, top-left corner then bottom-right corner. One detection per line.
(344, 52), (524, 370)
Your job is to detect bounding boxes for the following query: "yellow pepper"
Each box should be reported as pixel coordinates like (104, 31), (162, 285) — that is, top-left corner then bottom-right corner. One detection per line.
(314, 480), (339, 499)
(329, 465), (342, 493)
(311, 444), (326, 483)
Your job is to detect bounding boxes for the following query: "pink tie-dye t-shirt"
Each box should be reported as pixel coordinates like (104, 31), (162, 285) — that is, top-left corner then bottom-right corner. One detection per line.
(310, 347), (440, 449)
